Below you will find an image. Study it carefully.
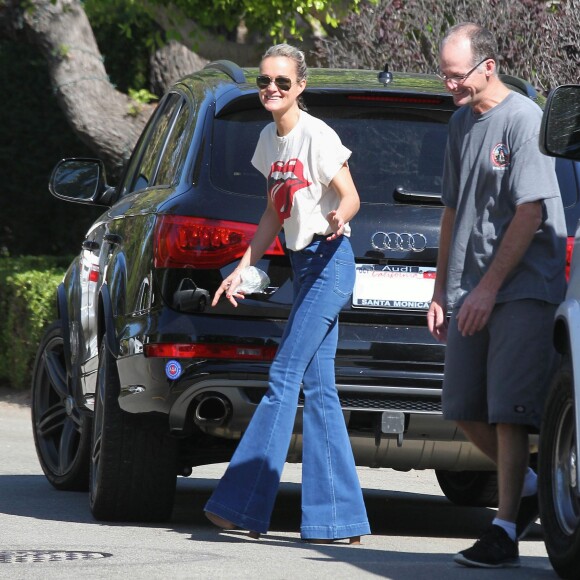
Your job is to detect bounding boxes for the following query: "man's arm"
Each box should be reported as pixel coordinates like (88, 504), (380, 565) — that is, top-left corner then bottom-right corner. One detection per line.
(456, 200), (543, 336)
(427, 206), (456, 343)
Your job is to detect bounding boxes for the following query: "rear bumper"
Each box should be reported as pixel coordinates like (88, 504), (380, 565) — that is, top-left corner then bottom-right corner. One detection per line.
(111, 352), (495, 471)
(102, 314), (495, 471)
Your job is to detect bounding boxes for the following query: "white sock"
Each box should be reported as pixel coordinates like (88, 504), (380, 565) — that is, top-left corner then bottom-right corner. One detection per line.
(522, 467), (537, 497)
(493, 518), (517, 542)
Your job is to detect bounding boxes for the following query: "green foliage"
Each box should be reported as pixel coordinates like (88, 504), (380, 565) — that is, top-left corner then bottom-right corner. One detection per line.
(127, 87), (159, 116)
(84, 0), (162, 92)
(0, 257), (69, 390)
(53, 43), (71, 59)
(84, 0), (371, 43)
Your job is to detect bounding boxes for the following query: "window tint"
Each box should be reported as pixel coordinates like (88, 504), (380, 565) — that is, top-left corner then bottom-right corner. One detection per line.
(325, 110), (448, 201)
(121, 93), (182, 195)
(211, 106), (450, 203)
(155, 100), (191, 187)
(135, 93), (182, 190)
(211, 109), (270, 196)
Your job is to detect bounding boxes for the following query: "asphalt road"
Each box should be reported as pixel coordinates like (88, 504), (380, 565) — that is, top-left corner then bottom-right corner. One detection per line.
(0, 392), (557, 579)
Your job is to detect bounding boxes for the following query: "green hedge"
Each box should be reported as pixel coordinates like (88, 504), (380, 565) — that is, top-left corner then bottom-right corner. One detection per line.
(0, 257), (70, 390)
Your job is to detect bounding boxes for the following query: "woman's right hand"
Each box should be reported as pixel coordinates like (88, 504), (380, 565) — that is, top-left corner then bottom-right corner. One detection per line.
(213, 201), (281, 307)
(212, 270), (245, 307)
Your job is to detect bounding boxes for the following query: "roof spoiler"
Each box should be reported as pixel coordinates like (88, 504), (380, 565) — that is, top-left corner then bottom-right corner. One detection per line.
(204, 60), (246, 84)
(499, 74), (538, 101)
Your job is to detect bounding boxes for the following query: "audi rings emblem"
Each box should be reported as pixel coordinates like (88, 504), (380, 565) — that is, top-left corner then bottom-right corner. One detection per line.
(371, 231), (427, 252)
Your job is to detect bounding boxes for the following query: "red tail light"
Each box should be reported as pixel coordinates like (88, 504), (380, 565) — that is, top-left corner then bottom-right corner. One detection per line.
(88, 265), (100, 283)
(144, 343), (277, 360)
(154, 216), (284, 269)
(567, 236), (574, 281)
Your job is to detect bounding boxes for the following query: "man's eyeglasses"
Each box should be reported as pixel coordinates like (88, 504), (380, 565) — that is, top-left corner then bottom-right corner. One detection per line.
(256, 75), (293, 91)
(437, 57), (491, 85)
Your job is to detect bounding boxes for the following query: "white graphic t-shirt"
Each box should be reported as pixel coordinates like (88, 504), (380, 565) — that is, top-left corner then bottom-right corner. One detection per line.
(251, 111), (351, 251)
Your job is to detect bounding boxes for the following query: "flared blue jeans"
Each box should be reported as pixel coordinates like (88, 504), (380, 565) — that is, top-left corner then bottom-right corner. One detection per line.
(204, 234), (370, 539)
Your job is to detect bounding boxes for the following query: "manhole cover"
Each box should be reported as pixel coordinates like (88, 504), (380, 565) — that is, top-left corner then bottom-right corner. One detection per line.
(0, 551), (112, 563)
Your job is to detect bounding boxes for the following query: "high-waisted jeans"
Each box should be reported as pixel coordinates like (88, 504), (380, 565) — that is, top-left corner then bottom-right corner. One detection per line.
(204, 234), (370, 539)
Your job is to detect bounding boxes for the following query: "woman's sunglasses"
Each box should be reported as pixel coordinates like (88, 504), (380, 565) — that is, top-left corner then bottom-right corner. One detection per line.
(256, 75), (293, 91)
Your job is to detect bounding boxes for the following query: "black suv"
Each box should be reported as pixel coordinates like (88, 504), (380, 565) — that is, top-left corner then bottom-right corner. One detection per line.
(31, 61), (580, 522)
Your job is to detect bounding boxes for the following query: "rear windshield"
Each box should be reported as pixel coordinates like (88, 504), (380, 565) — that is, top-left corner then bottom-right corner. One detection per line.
(211, 105), (450, 204)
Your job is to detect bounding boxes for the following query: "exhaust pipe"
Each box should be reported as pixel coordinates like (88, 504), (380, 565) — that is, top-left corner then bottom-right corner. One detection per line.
(194, 394), (232, 426)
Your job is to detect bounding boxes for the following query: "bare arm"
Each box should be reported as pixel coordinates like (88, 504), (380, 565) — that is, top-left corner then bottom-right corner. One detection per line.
(326, 164), (361, 240)
(456, 200), (543, 336)
(212, 198), (282, 307)
(427, 206), (456, 343)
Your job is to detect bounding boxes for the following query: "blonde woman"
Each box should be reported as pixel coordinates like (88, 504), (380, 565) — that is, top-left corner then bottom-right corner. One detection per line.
(204, 43), (370, 544)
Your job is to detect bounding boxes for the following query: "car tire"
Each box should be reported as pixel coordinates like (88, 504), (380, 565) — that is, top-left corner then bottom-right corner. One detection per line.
(89, 340), (178, 522)
(435, 469), (499, 507)
(538, 359), (580, 579)
(31, 320), (91, 491)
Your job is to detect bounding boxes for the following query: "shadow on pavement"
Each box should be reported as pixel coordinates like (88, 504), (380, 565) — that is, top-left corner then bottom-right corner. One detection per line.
(0, 472), (549, 579)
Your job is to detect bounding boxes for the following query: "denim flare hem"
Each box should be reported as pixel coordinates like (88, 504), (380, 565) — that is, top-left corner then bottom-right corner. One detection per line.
(300, 521), (371, 540)
(204, 501), (269, 534)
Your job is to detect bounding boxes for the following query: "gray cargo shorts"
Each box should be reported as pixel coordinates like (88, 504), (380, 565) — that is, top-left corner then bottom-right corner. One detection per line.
(442, 299), (558, 429)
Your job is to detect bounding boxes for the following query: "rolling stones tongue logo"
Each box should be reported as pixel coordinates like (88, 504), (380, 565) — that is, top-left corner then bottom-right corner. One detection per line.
(268, 158), (312, 222)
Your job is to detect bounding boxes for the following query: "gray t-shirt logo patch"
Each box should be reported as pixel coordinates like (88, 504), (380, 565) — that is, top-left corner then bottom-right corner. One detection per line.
(491, 143), (510, 170)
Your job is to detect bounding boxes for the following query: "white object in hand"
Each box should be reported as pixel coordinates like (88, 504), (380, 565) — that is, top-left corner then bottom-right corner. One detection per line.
(233, 266), (270, 294)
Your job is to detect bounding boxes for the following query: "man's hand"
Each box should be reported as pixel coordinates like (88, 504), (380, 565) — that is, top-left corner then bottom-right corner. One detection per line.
(456, 285), (497, 336)
(427, 297), (448, 343)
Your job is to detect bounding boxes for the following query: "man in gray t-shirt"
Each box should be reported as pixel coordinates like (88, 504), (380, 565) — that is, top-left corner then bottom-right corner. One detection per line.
(427, 23), (566, 569)
(443, 91), (566, 309)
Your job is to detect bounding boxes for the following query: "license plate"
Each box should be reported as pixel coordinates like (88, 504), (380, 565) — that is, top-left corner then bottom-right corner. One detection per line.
(352, 264), (436, 310)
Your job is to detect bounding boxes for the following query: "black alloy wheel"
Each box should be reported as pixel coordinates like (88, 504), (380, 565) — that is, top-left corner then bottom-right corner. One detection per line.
(31, 321), (91, 490)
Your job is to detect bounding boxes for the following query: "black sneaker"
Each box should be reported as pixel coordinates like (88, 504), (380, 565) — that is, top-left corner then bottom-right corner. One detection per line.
(516, 493), (539, 540)
(454, 525), (520, 568)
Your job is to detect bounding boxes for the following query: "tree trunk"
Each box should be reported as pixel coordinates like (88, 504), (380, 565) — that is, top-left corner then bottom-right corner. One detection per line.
(144, 1), (262, 66)
(150, 40), (208, 95)
(0, 0), (263, 176)
(6, 0), (152, 175)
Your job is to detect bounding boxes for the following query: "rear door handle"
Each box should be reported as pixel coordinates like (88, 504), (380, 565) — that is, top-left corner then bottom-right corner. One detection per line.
(104, 234), (122, 245)
(82, 240), (100, 251)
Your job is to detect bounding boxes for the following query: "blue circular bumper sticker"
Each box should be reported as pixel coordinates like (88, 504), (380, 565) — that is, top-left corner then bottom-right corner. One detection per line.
(165, 360), (182, 380)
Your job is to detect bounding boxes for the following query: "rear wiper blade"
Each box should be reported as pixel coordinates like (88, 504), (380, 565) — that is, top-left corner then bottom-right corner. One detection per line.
(394, 186), (443, 205)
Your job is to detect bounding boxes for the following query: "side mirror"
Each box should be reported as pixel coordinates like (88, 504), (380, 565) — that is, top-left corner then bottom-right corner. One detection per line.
(49, 158), (115, 206)
(540, 85), (580, 161)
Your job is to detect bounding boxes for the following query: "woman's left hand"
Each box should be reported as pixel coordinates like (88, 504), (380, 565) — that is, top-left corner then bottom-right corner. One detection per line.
(326, 210), (345, 241)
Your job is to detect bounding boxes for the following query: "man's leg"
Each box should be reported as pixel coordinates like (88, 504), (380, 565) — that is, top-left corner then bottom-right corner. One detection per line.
(486, 300), (555, 540)
(453, 420), (529, 568)
(457, 420), (528, 522)
(495, 423), (529, 523)
(456, 420), (496, 461)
